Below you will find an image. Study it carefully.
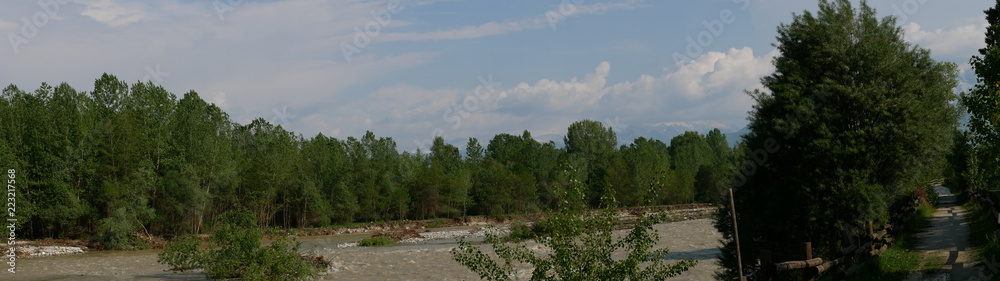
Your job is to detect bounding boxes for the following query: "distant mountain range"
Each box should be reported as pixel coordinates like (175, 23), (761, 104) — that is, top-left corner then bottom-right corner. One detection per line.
(520, 112), (971, 150)
(531, 121), (750, 148)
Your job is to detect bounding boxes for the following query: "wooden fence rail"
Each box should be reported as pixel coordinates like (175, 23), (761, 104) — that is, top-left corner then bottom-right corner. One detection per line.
(757, 194), (920, 281)
(968, 188), (1000, 239)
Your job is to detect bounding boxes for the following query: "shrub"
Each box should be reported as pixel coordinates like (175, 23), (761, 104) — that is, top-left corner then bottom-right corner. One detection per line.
(452, 207), (696, 280)
(157, 211), (321, 281)
(358, 236), (397, 247)
(157, 235), (203, 271)
(505, 221), (555, 242)
(97, 207), (150, 250)
(504, 223), (535, 241)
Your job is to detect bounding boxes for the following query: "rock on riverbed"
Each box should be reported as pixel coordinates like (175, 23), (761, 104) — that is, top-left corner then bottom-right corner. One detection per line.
(19, 245), (86, 257)
(2, 241), (88, 257)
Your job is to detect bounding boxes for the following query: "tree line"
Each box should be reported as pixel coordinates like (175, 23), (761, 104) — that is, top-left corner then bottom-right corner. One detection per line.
(0, 76), (737, 248)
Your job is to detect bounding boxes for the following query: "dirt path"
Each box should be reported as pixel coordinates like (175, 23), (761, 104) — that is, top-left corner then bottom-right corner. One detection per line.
(911, 185), (974, 280)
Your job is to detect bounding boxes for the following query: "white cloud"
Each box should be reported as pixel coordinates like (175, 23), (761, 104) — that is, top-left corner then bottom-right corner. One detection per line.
(207, 92), (228, 110)
(498, 61), (611, 113)
(76, 0), (147, 27)
(0, 0), (441, 127)
(321, 46), (776, 150)
(379, 0), (642, 41)
(903, 19), (986, 59)
(598, 47), (776, 123)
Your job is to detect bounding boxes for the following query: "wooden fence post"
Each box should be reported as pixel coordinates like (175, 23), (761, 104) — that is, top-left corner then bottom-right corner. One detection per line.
(729, 188), (746, 281)
(760, 249), (772, 281)
(802, 242), (813, 281)
(866, 221), (874, 252)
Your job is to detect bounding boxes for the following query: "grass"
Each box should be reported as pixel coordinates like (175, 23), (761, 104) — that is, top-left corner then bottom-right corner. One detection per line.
(921, 256), (946, 271)
(847, 202), (935, 281)
(358, 236), (397, 247)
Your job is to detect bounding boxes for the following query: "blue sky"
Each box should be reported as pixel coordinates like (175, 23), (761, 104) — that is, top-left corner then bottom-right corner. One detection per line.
(0, 0), (991, 150)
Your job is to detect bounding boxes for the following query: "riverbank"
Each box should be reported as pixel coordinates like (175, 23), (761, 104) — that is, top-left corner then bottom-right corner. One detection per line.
(7, 204), (720, 280)
(2, 203), (716, 259)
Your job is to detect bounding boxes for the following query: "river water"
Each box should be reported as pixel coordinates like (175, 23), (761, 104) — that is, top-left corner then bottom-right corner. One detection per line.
(7, 219), (721, 281)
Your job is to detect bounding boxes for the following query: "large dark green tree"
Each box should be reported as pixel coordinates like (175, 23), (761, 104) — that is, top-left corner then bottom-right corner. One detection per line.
(716, 1), (959, 279)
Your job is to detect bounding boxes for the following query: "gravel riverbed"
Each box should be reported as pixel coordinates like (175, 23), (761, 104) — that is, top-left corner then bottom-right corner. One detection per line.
(10, 210), (721, 280)
(318, 218), (722, 281)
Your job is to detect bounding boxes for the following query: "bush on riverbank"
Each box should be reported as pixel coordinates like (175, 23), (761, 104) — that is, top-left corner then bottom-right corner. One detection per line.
(358, 236), (397, 247)
(157, 211), (323, 281)
(452, 206), (696, 280)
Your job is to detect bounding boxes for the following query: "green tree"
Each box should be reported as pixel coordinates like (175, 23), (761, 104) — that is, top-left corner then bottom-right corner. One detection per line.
(698, 129), (733, 203)
(667, 132), (712, 204)
(162, 91), (238, 235)
(344, 131), (406, 221)
(716, 1), (959, 279)
(430, 137), (472, 217)
(962, 0), (1000, 189)
(472, 159), (535, 215)
(619, 137), (671, 206)
(564, 120), (618, 207)
(233, 118), (299, 227)
(301, 133), (354, 224)
(466, 137), (485, 166)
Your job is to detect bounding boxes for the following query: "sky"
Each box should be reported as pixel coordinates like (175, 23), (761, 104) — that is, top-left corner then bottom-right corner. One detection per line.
(0, 0), (992, 151)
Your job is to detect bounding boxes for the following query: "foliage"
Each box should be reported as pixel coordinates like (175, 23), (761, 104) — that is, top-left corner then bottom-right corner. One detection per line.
(946, 130), (975, 190)
(845, 203), (934, 281)
(157, 235), (204, 271)
(452, 204), (696, 280)
(157, 211), (319, 280)
(962, 0), (1000, 191)
(963, 195), (1000, 281)
(358, 236), (398, 247)
(504, 221), (555, 242)
(97, 207), (150, 250)
(717, 0), (959, 279)
(505, 223), (537, 242)
(0, 73), (737, 241)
